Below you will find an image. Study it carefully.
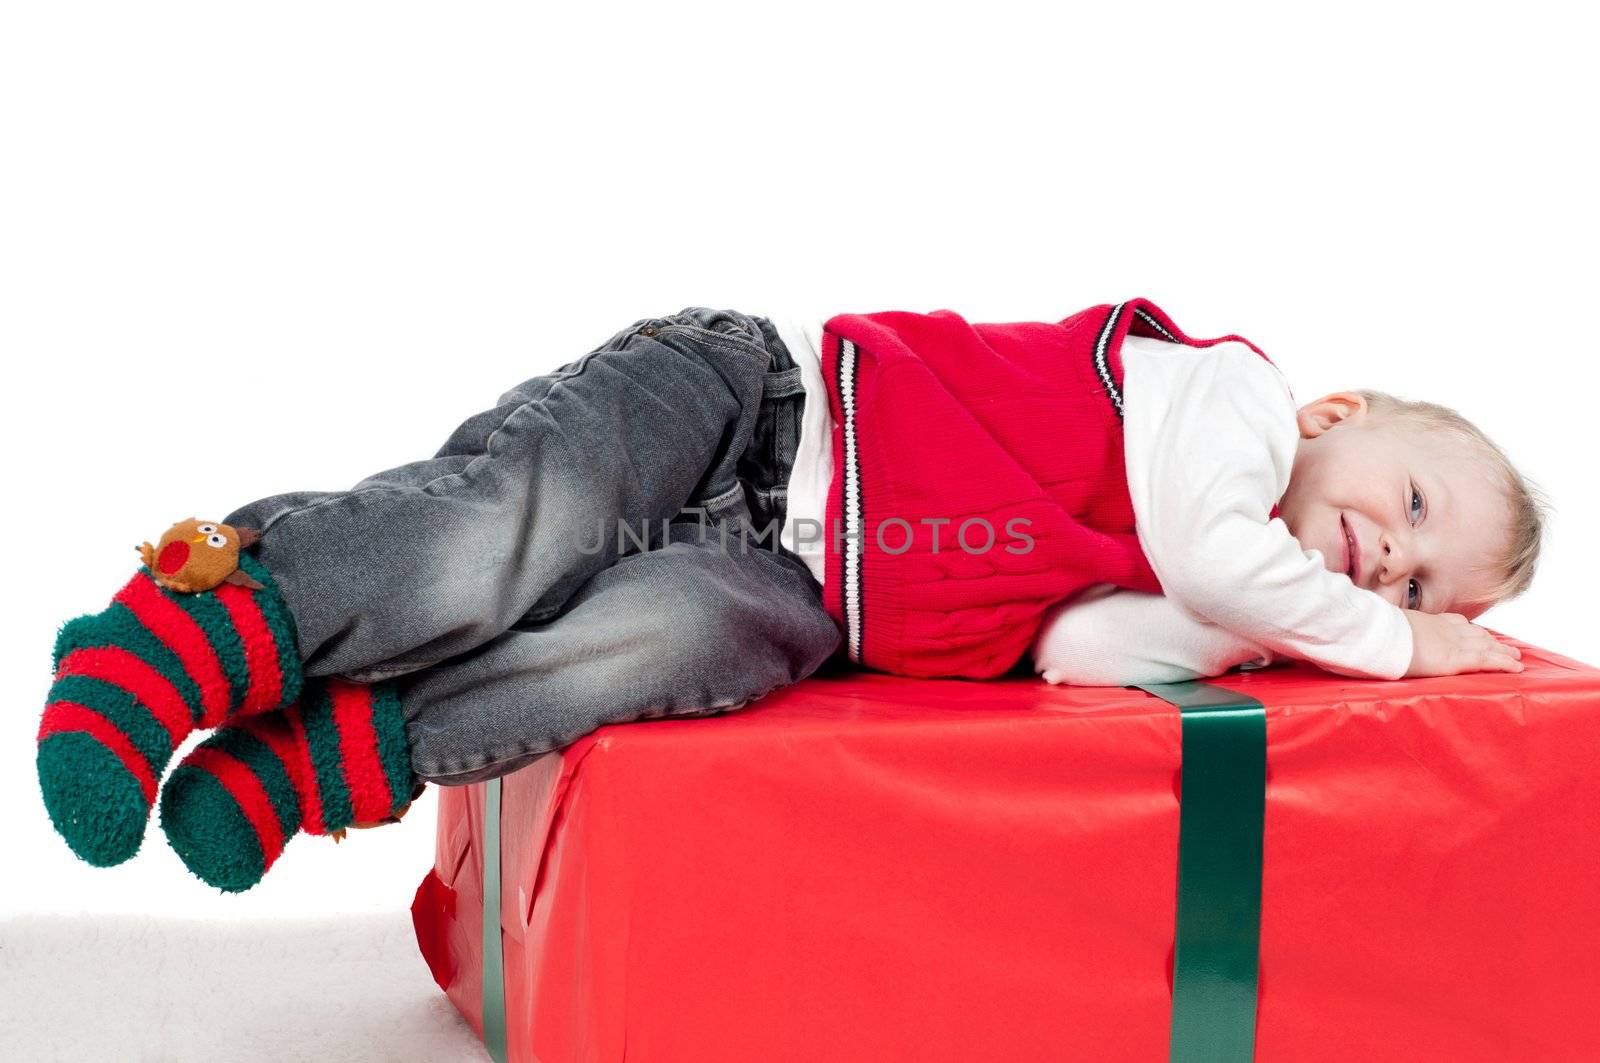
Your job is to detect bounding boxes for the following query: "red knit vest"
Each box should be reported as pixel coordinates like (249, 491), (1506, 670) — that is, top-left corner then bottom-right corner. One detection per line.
(816, 298), (1283, 679)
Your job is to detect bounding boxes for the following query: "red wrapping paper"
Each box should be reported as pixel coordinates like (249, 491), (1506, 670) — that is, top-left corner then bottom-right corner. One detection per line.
(412, 632), (1600, 1061)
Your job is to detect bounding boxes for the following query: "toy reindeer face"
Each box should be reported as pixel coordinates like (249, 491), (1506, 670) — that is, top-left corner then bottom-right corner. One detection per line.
(137, 518), (264, 593)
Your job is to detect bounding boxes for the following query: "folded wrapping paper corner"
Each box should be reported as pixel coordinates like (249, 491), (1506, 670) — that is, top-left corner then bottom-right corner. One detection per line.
(410, 866), (457, 993)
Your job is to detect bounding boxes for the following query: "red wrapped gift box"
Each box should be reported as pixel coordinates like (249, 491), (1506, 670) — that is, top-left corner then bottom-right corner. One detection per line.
(412, 633), (1600, 1062)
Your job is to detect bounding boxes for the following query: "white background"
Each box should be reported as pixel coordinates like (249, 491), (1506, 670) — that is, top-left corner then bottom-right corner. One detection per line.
(1, 2), (1594, 924)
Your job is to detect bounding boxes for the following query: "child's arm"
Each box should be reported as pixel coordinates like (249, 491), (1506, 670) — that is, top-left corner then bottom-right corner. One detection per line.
(1125, 341), (1413, 680)
(1030, 583), (1275, 686)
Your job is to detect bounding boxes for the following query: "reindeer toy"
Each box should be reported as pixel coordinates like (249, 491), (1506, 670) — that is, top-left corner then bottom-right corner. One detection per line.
(137, 518), (266, 593)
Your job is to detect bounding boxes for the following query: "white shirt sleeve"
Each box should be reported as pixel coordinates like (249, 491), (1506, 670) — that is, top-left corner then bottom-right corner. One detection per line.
(1031, 583), (1277, 687)
(1119, 336), (1414, 681)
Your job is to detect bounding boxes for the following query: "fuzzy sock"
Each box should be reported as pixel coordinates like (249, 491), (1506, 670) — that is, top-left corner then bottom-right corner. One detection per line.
(37, 553), (302, 867)
(159, 676), (420, 893)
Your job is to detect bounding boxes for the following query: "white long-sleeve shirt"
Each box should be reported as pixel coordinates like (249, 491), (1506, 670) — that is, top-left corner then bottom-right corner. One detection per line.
(764, 316), (1414, 686)
(1031, 334), (1414, 686)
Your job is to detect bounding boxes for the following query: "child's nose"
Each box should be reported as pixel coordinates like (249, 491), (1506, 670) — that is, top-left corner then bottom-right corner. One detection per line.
(1379, 529), (1416, 582)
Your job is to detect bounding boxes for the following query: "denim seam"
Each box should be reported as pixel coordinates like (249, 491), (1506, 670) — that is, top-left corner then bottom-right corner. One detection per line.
(692, 482), (745, 510)
(251, 484), (426, 536)
(257, 315), (766, 534)
(418, 684), (782, 782)
(251, 345), (625, 532)
(652, 323), (770, 360)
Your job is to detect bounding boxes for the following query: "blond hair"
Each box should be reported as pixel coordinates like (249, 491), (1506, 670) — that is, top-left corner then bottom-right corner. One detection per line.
(1355, 389), (1551, 613)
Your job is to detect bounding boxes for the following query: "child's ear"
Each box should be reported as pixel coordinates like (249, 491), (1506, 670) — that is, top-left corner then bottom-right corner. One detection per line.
(1295, 392), (1368, 439)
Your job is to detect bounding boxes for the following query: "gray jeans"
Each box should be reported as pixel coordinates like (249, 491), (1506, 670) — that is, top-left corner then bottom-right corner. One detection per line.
(225, 308), (842, 784)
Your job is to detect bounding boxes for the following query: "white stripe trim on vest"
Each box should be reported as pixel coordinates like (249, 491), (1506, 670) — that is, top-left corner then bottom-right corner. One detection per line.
(1134, 306), (1178, 342)
(1093, 302), (1127, 420)
(839, 337), (864, 663)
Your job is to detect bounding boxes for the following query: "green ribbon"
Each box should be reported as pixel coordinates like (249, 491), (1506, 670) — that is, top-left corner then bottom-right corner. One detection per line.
(482, 776), (508, 1063)
(1134, 680), (1267, 1063)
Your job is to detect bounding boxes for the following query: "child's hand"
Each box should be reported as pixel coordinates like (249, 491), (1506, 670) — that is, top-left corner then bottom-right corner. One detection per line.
(1403, 609), (1524, 678)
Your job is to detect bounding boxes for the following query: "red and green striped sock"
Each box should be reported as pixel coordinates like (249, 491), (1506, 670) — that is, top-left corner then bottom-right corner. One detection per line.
(36, 553), (302, 867)
(158, 677), (421, 892)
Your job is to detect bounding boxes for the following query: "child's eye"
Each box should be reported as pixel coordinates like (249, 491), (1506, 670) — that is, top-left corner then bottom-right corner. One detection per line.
(1410, 486), (1423, 522)
(1408, 578), (1421, 609)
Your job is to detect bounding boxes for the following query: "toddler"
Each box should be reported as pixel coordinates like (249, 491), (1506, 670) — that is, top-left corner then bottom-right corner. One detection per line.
(35, 301), (1542, 892)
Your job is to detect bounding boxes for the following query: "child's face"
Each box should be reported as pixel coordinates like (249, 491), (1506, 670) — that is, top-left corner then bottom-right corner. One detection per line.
(1275, 392), (1509, 619)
